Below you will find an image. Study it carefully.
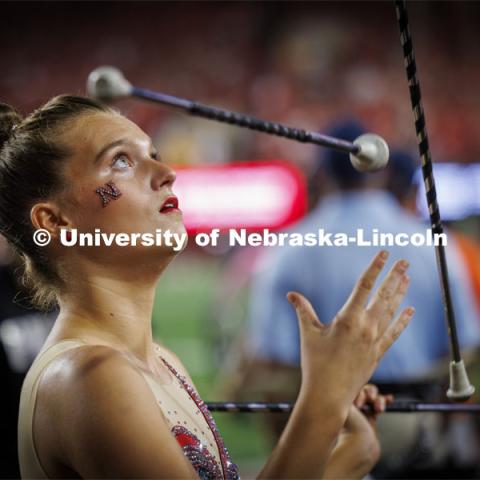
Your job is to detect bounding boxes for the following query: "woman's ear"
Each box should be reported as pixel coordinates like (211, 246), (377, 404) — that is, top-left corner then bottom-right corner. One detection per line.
(30, 202), (73, 239)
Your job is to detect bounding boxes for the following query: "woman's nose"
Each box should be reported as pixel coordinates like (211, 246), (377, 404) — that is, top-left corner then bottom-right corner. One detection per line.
(151, 163), (176, 190)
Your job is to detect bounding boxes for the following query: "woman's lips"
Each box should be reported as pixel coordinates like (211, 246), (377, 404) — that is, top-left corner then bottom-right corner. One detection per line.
(159, 196), (181, 214)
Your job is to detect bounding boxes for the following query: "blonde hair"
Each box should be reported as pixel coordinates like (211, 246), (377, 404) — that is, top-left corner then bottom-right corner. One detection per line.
(0, 95), (114, 310)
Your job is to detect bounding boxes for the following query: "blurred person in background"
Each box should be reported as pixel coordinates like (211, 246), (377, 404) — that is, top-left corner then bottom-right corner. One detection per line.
(380, 149), (480, 476)
(229, 120), (480, 478)
(0, 237), (56, 479)
(384, 149), (480, 477)
(1, 97), (414, 479)
(386, 149), (480, 316)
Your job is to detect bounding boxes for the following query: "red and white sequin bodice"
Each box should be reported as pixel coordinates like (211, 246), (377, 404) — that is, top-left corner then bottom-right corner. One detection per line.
(145, 345), (240, 480)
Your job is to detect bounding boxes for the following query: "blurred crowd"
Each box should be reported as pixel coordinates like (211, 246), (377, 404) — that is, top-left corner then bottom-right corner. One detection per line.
(2, 2), (480, 167)
(1, 1), (480, 478)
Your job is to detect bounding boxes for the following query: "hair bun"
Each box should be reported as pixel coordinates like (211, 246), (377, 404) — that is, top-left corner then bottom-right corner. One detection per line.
(0, 103), (23, 150)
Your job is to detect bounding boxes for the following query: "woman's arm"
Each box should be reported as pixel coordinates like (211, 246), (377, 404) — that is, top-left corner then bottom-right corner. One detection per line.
(35, 345), (199, 478)
(256, 251), (413, 479)
(256, 389), (347, 480)
(324, 385), (392, 479)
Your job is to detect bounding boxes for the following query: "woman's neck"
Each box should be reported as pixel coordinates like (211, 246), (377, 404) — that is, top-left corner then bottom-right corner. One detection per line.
(53, 268), (161, 364)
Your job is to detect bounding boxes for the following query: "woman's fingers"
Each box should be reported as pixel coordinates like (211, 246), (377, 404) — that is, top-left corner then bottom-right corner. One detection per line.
(353, 384), (391, 428)
(287, 291), (324, 331)
(354, 389), (367, 408)
(377, 306), (415, 356)
(341, 250), (389, 317)
(354, 384), (377, 408)
(373, 396), (386, 414)
(364, 384), (379, 403)
(370, 273), (411, 335)
(367, 260), (409, 326)
(361, 385), (391, 414)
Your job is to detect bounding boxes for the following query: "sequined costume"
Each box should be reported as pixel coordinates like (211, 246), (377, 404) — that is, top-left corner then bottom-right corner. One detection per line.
(161, 355), (240, 480)
(18, 340), (240, 479)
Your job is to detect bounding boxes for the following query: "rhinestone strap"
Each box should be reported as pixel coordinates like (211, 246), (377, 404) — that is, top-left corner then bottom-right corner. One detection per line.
(159, 356), (239, 479)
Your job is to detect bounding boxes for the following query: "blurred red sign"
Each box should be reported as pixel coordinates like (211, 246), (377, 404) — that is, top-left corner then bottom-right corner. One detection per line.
(173, 161), (307, 234)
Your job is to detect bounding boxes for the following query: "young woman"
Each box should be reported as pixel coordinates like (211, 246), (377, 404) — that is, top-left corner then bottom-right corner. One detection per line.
(0, 96), (413, 479)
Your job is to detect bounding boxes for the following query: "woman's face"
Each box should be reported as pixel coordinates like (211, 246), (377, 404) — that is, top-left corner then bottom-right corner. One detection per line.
(56, 112), (187, 268)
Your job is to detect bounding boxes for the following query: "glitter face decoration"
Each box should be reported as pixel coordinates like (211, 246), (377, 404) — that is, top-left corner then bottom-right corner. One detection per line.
(95, 181), (122, 207)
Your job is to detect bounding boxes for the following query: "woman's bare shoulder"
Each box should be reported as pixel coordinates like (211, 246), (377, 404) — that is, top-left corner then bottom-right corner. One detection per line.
(35, 342), (143, 422)
(39, 342), (128, 383)
(34, 342), (197, 478)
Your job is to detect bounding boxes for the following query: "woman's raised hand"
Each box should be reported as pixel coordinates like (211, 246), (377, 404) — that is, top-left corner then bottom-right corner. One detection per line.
(287, 250), (414, 410)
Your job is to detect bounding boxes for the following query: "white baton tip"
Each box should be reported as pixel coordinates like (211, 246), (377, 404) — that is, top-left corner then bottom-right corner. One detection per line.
(87, 66), (132, 101)
(349, 133), (389, 172)
(447, 360), (475, 401)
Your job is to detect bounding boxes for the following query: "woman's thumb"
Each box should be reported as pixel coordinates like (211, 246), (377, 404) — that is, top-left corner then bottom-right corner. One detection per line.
(287, 291), (323, 330)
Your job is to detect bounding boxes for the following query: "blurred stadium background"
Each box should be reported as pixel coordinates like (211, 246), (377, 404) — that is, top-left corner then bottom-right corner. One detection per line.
(1, 1), (480, 477)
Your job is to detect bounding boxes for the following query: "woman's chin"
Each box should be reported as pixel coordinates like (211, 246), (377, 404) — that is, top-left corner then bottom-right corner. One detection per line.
(141, 238), (189, 260)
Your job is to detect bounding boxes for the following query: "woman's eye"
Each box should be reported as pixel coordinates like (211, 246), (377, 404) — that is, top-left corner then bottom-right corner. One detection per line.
(112, 154), (131, 169)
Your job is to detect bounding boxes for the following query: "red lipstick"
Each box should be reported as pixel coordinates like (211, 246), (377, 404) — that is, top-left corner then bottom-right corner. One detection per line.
(159, 196), (180, 214)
